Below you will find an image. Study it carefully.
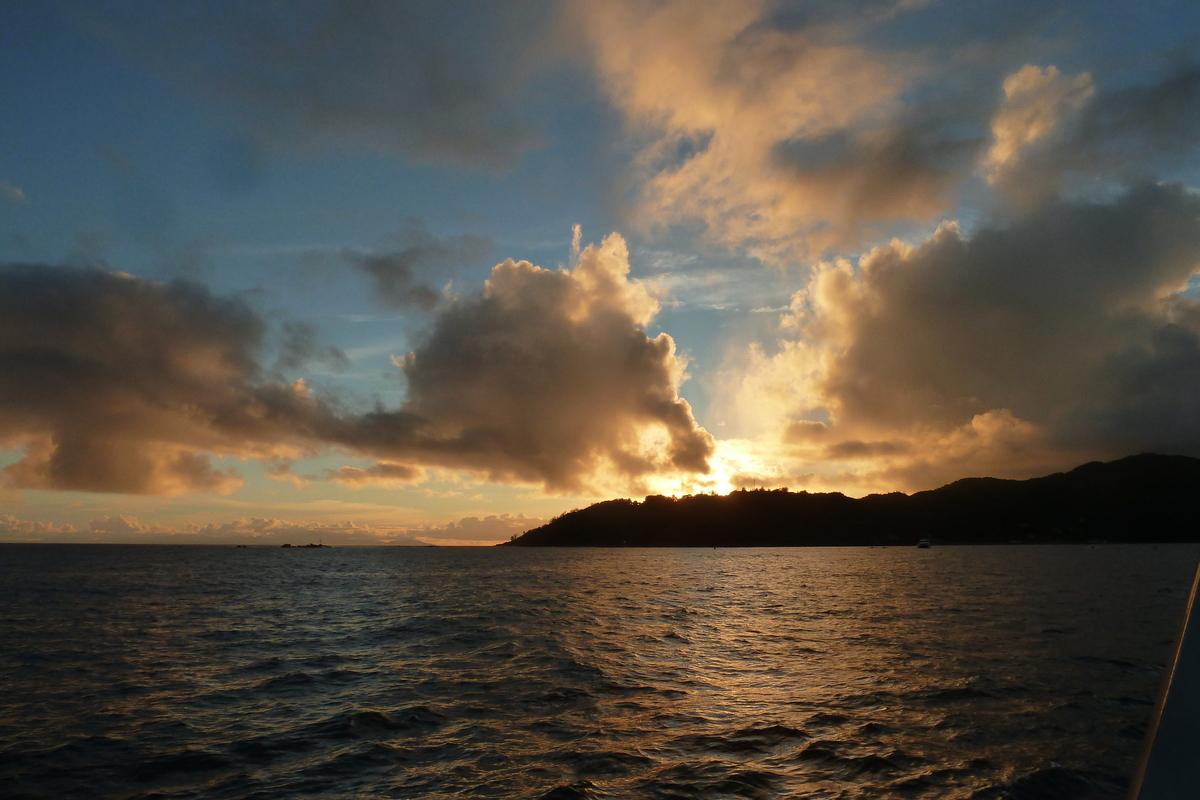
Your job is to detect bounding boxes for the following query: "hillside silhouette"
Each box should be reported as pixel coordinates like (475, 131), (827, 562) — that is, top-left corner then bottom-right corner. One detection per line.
(503, 454), (1200, 547)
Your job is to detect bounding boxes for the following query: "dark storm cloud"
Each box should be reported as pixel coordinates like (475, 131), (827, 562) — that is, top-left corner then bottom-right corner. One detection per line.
(343, 220), (494, 310)
(89, 0), (561, 170)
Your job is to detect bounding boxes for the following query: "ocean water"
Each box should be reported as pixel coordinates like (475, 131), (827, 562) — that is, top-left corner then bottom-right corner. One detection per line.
(0, 544), (1195, 800)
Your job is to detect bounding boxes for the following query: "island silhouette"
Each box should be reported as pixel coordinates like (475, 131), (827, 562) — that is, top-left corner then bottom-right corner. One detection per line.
(503, 454), (1200, 547)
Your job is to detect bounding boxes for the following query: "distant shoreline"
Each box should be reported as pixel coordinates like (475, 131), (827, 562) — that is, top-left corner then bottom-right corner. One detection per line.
(1, 541), (1188, 548)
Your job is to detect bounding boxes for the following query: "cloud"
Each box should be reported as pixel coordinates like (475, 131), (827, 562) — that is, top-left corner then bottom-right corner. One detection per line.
(577, 6), (1200, 263)
(343, 219), (493, 310)
(276, 321), (350, 373)
(985, 65), (1094, 175)
(327, 462), (426, 488)
(983, 65), (1094, 207)
(183, 516), (426, 546)
(90, 0), (560, 171)
(89, 514), (168, 535)
(281, 231), (715, 493)
(2, 180), (26, 206)
(986, 63), (1200, 209)
(402, 512), (547, 544)
(574, 0), (981, 261)
(722, 183), (1200, 489)
(367, 232), (715, 492)
(0, 234), (712, 496)
(0, 514), (427, 545)
(1081, 64), (1200, 163)
(0, 514), (75, 538)
(0, 265), (288, 495)
(0, 511), (544, 546)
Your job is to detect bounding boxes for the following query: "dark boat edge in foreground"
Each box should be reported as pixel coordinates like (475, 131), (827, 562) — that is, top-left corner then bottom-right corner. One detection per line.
(1131, 553), (1200, 799)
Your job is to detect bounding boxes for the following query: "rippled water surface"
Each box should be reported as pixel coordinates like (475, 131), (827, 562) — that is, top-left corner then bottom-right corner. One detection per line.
(1, 544), (1196, 799)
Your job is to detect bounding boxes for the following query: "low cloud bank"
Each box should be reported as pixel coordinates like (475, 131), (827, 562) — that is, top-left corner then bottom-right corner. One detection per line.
(0, 512), (539, 545)
(400, 513), (547, 545)
(0, 513), (423, 545)
(0, 514), (76, 538)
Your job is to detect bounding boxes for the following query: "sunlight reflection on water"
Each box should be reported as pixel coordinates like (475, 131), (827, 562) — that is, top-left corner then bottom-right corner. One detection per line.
(0, 544), (1194, 799)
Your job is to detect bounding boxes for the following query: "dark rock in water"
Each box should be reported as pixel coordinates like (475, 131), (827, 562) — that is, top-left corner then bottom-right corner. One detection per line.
(505, 454), (1200, 547)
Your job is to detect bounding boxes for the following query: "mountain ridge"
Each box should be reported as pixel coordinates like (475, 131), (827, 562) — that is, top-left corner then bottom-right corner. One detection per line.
(502, 454), (1200, 547)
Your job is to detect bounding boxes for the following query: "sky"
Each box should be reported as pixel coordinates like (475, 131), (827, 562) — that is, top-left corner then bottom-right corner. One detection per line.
(3, 0), (1200, 545)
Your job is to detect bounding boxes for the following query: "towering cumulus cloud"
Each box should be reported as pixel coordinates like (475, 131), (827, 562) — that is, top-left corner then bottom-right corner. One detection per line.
(0, 235), (712, 496)
(728, 183), (1200, 489)
(388, 234), (713, 491)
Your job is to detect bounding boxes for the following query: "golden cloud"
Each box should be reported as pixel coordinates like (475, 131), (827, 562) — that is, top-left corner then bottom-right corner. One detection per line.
(718, 183), (1200, 491)
(575, 0), (966, 261)
(0, 233), (713, 497)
